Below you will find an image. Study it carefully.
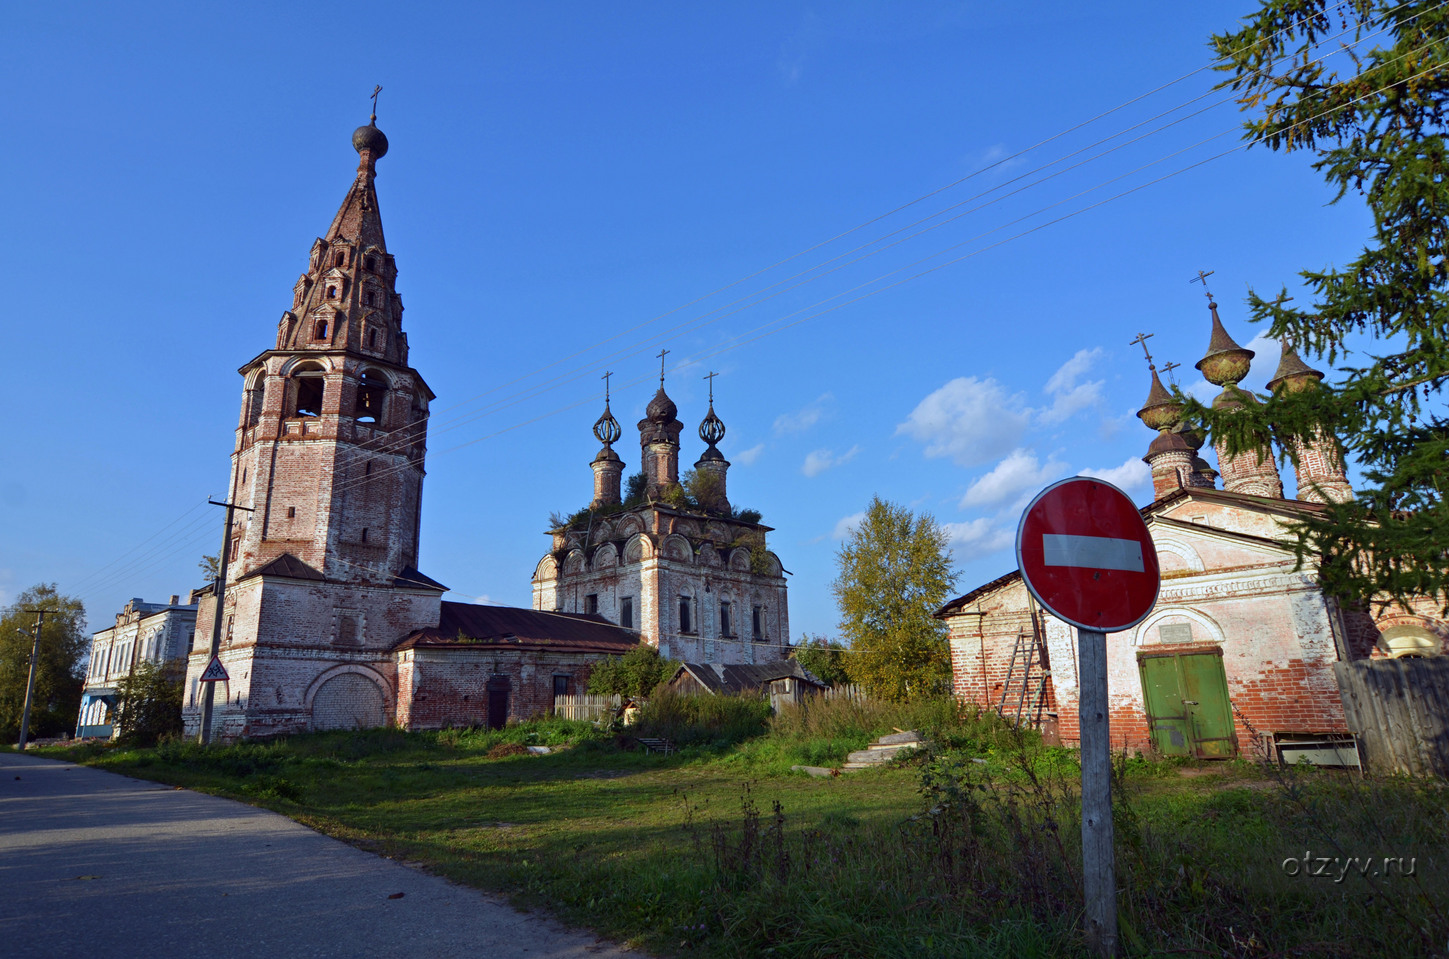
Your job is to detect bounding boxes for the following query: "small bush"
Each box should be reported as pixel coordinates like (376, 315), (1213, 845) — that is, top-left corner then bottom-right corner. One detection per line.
(113, 660), (184, 746)
(587, 644), (677, 697)
(631, 691), (771, 748)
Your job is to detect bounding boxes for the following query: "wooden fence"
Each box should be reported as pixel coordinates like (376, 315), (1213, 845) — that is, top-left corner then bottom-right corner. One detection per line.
(821, 683), (867, 703)
(553, 693), (621, 722)
(1335, 657), (1449, 777)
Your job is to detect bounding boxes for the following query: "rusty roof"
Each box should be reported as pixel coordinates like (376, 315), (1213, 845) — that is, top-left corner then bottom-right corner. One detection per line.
(1266, 341), (1324, 392)
(236, 553), (324, 582)
(394, 601), (640, 653)
(668, 660), (826, 694)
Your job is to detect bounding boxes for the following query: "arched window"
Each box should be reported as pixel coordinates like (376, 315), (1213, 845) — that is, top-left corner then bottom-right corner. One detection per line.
(314, 319), (329, 340)
(326, 286), (337, 300)
(334, 251), (345, 267)
(291, 362), (326, 418)
(356, 369), (389, 424)
(368, 328), (378, 349)
(365, 255), (377, 272)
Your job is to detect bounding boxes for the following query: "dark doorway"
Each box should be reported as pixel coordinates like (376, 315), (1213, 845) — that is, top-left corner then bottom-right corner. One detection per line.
(486, 676), (510, 730)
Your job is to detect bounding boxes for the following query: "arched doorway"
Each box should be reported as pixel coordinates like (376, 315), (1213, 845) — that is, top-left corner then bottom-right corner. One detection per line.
(311, 672), (386, 730)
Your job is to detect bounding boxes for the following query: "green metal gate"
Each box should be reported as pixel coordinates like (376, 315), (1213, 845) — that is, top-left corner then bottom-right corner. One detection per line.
(1137, 648), (1236, 759)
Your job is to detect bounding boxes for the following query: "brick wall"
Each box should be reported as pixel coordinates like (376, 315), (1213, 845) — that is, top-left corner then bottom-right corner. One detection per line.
(395, 647), (602, 729)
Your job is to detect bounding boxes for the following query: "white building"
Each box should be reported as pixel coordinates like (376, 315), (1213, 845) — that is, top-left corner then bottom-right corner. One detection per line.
(78, 594), (200, 738)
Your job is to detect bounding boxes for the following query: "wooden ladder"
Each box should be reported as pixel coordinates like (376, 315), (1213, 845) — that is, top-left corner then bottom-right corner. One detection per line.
(997, 598), (1051, 729)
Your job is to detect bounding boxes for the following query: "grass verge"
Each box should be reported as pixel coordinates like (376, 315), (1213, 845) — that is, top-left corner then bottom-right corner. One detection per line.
(35, 700), (1449, 958)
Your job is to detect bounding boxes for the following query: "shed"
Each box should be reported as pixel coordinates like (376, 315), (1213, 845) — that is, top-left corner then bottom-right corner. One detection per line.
(666, 660), (827, 710)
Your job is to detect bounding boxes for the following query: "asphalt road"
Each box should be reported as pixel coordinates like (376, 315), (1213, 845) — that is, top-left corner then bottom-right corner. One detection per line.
(0, 751), (641, 959)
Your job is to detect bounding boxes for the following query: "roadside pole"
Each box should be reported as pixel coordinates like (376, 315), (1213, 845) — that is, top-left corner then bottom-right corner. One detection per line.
(1016, 477), (1159, 959)
(16, 610), (47, 750)
(198, 498), (253, 745)
(1077, 628), (1116, 955)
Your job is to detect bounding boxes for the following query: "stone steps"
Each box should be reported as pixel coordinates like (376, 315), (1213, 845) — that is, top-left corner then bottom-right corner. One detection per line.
(839, 730), (924, 771)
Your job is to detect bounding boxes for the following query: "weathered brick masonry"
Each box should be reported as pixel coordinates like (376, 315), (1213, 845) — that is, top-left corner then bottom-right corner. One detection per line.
(941, 301), (1447, 756)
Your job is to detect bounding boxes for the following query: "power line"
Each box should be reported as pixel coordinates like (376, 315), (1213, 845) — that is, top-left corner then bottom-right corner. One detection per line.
(319, 9), (1421, 491)
(324, 41), (1449, 505)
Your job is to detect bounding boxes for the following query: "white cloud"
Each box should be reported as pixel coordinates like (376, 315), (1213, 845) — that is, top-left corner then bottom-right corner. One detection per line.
(734, 443), (764, 466)
(1039, 348), (1106, 425)
(896, 377), (1030, 467)
(1242, 332), (1279, 393)
(1081, 457), (1152, 495)
(802, 445), (861, 478)
(774, 393), (834, 435)
(832, 511), (865, 540)
(942, 518), (1015, 556)
(1184, 378), (1217, 403)
(473, 594), (495, 606)
(960, 448), (1066, 509)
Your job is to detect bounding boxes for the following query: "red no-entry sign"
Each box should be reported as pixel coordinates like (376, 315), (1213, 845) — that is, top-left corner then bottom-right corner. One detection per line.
(1016, 476), (1160, 633)
(1017, 475), (1159, 957)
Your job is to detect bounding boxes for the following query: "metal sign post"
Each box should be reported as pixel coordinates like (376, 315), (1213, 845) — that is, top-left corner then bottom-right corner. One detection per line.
(1016, 477), (1160, 958)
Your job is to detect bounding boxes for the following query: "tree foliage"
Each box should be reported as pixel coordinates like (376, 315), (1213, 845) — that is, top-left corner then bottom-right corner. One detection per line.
(1195, 1), (1449, 610)
(586, 643), (678, 698)
(833, 497), (958, 702)
(113, 659), (184, 746)
(791, 634), (851, 687)
(0, 584), (87, 740)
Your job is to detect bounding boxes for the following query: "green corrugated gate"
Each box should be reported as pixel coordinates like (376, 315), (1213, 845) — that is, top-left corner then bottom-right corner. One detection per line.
(1137, 648), (1236, 758)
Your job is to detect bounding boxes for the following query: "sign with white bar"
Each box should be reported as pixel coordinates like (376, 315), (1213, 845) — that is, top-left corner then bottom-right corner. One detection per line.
(1042, 534), (1145, 572)
(1016, 477), (1160, 632)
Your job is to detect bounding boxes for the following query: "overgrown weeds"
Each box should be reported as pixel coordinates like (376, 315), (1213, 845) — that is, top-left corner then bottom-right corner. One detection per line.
(36, 710), (1449, 956)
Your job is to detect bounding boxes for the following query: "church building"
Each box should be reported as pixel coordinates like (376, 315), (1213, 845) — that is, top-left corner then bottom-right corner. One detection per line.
(937, 296), (1448, 759)
(532, 372), (790, 664)
(175, 109), (790, 741)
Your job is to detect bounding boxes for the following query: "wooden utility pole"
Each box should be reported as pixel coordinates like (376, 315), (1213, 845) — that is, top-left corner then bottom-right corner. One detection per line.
(17, 609), (47, 750)
(197, 499), (252, 745)
(1077, 628), (1118, 956)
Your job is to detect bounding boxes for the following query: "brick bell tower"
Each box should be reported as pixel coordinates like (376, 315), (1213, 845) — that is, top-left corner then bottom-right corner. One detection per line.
(184, 106), (446, 740)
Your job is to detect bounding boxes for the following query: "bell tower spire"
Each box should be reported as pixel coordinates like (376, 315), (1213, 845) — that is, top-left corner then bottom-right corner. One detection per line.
(590, 372), (625, 508)
(693, 371), (731, 512)
(277, 95), (404, 366)
(225, 107), (435, 586)
(1267, 341), (1353, 503)
(1193, 292), (1284, 499)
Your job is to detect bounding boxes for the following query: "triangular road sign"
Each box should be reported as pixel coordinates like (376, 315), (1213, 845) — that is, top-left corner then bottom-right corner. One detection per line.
(199, 656), (229, 682)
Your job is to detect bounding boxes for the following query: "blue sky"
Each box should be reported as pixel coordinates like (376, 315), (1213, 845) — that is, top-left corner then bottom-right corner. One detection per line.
(1, 2), (1375, 640)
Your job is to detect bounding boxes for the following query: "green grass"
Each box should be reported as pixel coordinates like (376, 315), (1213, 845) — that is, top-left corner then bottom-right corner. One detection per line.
(35, 701), (1449, 958)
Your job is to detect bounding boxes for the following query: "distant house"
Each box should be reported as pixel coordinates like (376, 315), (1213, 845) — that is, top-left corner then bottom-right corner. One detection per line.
(78, 594), (201, 739)
(666, 660), (826, 710)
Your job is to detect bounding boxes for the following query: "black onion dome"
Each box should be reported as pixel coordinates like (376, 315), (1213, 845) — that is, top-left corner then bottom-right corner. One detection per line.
(699, 403), (726, 448)
(593, 402), (622, 447)
(646, 388), (678, 423)
(352, 122), (389, 159)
